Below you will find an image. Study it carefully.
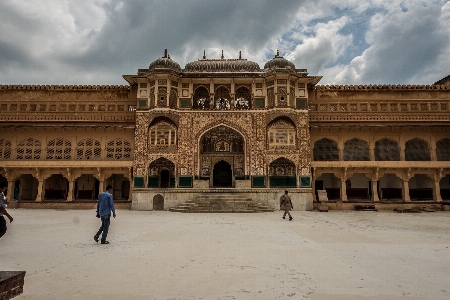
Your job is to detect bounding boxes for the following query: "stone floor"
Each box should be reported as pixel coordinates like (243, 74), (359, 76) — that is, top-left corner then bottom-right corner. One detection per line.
(1, 209), (450, 299)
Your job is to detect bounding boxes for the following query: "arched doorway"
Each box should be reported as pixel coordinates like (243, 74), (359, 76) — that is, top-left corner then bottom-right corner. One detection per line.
(213, 160), (232, 187)
(160, 170), (170, 188)
(153, 194), (164, 210)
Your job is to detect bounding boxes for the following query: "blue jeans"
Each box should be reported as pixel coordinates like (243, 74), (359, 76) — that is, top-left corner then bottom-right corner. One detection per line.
(95, 215), (110, 242)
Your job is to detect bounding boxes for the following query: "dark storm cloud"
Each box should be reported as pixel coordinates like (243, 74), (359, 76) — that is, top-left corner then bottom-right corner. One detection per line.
(56, 0), (303, 82)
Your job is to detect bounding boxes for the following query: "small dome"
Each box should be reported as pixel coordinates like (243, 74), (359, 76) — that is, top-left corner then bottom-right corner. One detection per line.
(149, 49), (181, 72)
(264, 50), (296, 70)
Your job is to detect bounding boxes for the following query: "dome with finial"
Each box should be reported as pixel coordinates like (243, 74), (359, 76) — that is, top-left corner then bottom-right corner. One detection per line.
(149, 49), (181, 72)
(184, 50), (261, 73)
(263, 49), (296, 70)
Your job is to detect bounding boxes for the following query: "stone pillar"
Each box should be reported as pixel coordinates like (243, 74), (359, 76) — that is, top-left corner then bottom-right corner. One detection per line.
(36, 180), (44, 202)
(434, 179), (442, 202)
(400, 146), (405, 161)
(67, 180), (74, 202)
(99, 180), (104, 195)
(430, 147), (437, 161)
(371, 180), (379, 202)
(370, 147), (375, 161)
(7, 179), (14, 202)
(311, 178), (316, 201)
(341, 179), (348, 201)
(402, 180), (410, 202)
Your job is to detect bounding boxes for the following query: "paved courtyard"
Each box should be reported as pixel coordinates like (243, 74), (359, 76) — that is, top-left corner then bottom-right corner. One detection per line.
(1, 209), (450, 300)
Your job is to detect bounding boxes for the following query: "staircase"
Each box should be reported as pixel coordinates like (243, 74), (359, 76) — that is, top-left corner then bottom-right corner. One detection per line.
(169, 193), (273, 213)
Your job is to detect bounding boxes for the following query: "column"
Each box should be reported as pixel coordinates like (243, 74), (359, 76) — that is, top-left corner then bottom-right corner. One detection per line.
(400, 146), (405, 161)
(370, 147), (375, 161)
(128, 184), (133, 202)
(67, 180), (74, 202)
(7, 179), (14, 202)
(99, 180), (104, 195)
(371, 180), (379, 201)
(311, 178), (316, 201)
(402, 180), (410, 202)
(434, 179), (442, 202)
(36, 180), (44, 202)
(341, 179), (348, 201)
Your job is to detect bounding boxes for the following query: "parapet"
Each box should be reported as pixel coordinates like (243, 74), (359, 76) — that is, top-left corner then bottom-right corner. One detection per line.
(314, 84), (449, 90)
(0, 85), (130, 90)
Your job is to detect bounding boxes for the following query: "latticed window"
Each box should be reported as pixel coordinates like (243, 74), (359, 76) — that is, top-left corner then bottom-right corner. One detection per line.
(149, 122), (176, 146)
(436, 138), (450, 161)
(375, 138), (400, 161)
(0, 138), (12, 160)
(405, 138), (431, 161)
(267, 119), (296, 148)
(106, 138), (131, 160)
(76, 139), (101, 160)
(46, 138), (72, 160)
(313, 138), (339, 161)
(235, 86), (251, 109)
(344, 138), (370, 161)
(16, 138), (41, 160)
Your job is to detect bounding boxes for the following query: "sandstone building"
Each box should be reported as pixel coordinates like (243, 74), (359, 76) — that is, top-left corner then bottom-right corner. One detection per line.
(1, 50), (449, 210)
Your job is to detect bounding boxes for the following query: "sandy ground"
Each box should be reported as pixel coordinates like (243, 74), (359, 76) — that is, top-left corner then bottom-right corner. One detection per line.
(1, 209), (450, 300)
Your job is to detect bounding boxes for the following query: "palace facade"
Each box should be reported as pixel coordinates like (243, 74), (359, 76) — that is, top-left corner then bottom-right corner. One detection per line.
(1, 50), (449, 210)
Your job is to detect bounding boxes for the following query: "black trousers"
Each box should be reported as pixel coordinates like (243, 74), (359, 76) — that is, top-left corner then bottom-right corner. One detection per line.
(0, 216), (7, 238)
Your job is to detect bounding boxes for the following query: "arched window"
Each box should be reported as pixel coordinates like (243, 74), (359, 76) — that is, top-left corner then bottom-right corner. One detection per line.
(16, 138), (41, 160)
(235, 86), (251, 109)
(106, 138), (131, 160)
(214, 86), (231, 110)
(405, 138), (430, 161)
(149, 121), (177, 147)
(375, 138), (400, 161)
(46, 138), (72, 160)
(344, 138), (370, 161)
(193, 86), (210, 109)
(76, 139), (101, 160)
(313, 138), (339, 161)
(267, 119), (296, 148)
(436, 138), (450, 161)
(0, 138), (12, 160)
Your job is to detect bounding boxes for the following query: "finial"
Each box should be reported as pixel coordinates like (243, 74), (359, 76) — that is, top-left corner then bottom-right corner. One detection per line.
(164, 49), (168, 58)
(167, 54), (171, 59)
(221, 50), (224, 59)
(239, 51), (242, 59)
(203, 50), (206, 59)
(275, 49), (280, 58)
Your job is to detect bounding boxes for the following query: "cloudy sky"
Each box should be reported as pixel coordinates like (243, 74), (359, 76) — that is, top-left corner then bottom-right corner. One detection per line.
(0, 0), (449, 85)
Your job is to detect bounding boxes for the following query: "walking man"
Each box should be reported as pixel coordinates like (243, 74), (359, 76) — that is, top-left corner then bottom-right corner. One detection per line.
(280, 190), (293, 221)
(94, 185), (116, 244)
(0, 185), (14, 239)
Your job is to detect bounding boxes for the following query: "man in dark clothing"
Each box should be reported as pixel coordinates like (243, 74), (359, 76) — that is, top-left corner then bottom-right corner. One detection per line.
(94, 185), (116, 244)
(0, 185), (13, 239)
(280, 190), (293, 221)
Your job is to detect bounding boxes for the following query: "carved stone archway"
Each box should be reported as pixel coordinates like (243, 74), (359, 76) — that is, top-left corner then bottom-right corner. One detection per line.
(199, 125), (245, 187)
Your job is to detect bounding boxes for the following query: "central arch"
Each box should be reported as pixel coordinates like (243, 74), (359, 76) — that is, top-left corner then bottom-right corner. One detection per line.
(213, 160), (233, 187)
(199, 125), (245, 187)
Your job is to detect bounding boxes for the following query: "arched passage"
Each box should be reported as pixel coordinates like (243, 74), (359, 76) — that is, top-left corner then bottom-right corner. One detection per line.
(346, 173), (371, 200)
(16, 174), (38, 201)
(409, 174), (433, 200)
(74, 174), (99, 200)
(105, 174), (131, 199)
(44, 174), (68, 200)
(314, 173), (340, 200)
(199, 125), (245, 182)
(440, 174), (450, 200)
(153, 194), (164, 210)
(149, 158), (175, 188)
(379, 174), (403, 201)
(269, 157), (296, 187)
(213, 160), (233, 187)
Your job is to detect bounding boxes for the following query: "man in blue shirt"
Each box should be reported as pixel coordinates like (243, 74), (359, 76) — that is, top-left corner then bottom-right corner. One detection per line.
(94, 185), (116, 244)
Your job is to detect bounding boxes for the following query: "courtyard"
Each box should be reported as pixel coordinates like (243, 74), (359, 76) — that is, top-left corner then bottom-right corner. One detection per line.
(1, 209), (450, 300)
